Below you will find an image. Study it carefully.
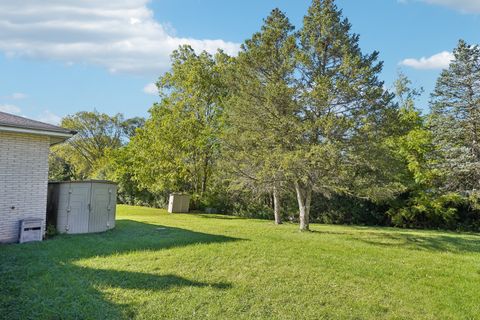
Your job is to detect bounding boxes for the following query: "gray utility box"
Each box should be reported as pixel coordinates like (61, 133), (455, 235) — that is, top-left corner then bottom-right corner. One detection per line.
(19, 218), (44, 243)
(47, 180), (117, 234)
(168, 193), (190, 213)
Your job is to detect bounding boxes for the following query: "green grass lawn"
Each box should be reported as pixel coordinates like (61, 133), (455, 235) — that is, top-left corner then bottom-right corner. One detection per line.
(1, 205), (480, 319)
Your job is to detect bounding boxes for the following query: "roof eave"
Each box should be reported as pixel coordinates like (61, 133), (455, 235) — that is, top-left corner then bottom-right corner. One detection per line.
(0, 125), (76, 145)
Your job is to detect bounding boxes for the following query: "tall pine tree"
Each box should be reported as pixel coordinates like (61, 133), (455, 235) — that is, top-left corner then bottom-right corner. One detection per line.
(292, 0), (394, 230)
(429, 40), (480, 194)
(224, 9), (298, 224)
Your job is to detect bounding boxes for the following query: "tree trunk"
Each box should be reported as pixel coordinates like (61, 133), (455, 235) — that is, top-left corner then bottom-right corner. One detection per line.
(295, 181), (312, 231)
(273, 185), (282, 225)
(201, 155), (210, 195)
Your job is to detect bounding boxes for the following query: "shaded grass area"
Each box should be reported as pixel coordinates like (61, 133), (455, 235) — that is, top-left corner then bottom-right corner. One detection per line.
(1, 205), (480, 319)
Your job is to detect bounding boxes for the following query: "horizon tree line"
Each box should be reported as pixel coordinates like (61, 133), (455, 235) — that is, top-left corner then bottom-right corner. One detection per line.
(49, 0), (480, 232)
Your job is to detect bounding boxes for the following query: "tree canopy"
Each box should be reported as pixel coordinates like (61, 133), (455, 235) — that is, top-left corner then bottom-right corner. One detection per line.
(430, 40), (480, 194)
(50, 0), (480, 232)
(50, 110), (143, 180)
(127, 46), (231, 200)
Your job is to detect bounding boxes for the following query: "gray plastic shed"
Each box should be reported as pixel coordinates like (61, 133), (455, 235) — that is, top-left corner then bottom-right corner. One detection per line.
(168, 193), (190, 213)
(47, 180), (117, 234)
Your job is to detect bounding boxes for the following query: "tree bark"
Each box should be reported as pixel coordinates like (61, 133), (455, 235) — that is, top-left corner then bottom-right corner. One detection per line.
(273, 185), (282, 225)
(201, 155), (209, 195)
(295, 181), (312, 231)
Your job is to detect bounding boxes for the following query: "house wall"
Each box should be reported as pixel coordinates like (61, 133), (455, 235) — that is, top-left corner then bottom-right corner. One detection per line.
(0, 132), (50, 243)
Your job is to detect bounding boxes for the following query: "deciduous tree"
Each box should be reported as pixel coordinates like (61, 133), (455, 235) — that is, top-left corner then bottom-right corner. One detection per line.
(50, 110), (141, 179)
(129, 46), (230, 199)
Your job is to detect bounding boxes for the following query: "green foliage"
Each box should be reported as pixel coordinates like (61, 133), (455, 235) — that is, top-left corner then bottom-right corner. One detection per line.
(127, 46), (231, 207)
(104, 147), (165, 207)
(311, 193), (389, 226)
(386, 192), (480, 230)
(46, 1), (480, 231)
(49, 110), (143, 180)
(222, 8), (297, 212)
(429, 40), (480, 193)
(387, 80), (432, 189)
(381, 41), (480, 231)
(389, 72), (432, 185)
(223, 0), (401, 230)
(45, 224), (58, 239)
(48, 152), (74, 181)
(293, 0), (398, 216)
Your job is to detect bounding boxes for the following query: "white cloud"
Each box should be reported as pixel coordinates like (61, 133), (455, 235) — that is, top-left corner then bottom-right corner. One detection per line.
(400, 0), (480, 13)
(0, 104), (21, 114)
(422, 0), (480, 13)
(11, 93), (27, 100)
(37, 110), (62, 125)
(0, 105), (62, 124)
(0, 0), (240, 74)
(143, 82), (157, 95)
(400, 51), (454, 70)
(1, 92), (27, 100)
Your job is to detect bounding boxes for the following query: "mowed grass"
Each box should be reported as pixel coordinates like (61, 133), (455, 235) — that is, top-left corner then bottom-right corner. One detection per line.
(1, 205), (480, 319)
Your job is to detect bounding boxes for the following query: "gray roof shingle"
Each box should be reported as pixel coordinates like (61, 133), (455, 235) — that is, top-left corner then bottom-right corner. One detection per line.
(0, 111), (75, 135)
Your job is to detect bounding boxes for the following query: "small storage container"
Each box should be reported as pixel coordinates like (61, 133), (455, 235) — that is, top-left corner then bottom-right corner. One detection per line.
(19, 218), (44, 243)
(47, 180), (117, 234)
(168, 193), (190, 213)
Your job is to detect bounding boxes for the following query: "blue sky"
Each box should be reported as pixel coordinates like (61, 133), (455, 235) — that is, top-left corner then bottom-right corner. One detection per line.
(0, 0), (479, 123)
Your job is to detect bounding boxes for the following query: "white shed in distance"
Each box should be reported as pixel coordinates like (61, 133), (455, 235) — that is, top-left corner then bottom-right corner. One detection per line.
(168, 193), (190, 213)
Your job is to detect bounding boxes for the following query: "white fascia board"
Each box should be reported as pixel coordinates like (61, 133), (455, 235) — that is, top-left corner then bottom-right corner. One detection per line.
(0, 125), (74, 145)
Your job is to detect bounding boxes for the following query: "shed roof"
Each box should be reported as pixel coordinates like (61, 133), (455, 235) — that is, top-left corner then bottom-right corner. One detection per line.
(0, 111), (76, 145)
(49, 180), (117, 185)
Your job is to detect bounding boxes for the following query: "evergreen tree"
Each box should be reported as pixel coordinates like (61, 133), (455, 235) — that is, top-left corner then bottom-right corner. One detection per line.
(292, 0), (394, 230)
(429, 40), (480, 194)
(224, 9), (298, 224)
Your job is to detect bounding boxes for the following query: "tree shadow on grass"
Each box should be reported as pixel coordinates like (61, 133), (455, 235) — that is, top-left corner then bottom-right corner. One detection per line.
(88, 270), (231, 290)
(168, 211), (246, 220)
(351, 232), (480, 254)
(314, 228), (480, 254)
(0, 220), (241, 319)
(193, 213), (246, 220)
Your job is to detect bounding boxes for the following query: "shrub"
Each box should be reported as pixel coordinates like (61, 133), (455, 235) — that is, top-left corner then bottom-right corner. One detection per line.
(387, 191), (480, 231)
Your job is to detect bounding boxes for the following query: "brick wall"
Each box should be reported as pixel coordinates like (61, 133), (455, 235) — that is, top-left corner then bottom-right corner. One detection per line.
(0, 131), (50, 243)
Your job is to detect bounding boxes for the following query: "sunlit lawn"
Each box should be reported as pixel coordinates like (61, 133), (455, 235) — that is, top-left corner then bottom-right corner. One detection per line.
(1, 204), (480, 319)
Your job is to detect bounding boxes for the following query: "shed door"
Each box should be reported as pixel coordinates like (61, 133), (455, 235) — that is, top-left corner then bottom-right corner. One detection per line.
(66, 184), (90, 234)
(107, 185), (117, 230)
(88, 183), (109, 233)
